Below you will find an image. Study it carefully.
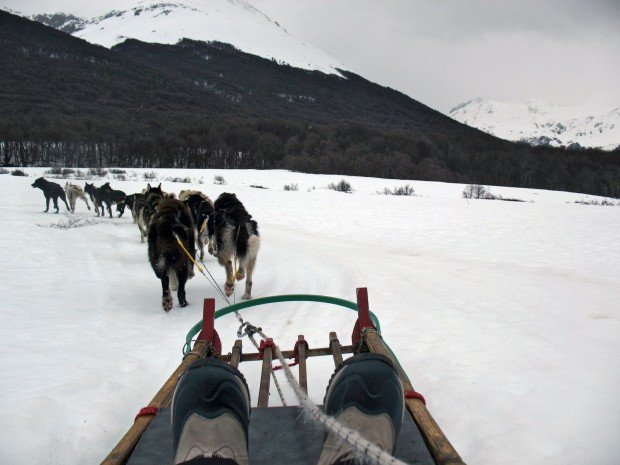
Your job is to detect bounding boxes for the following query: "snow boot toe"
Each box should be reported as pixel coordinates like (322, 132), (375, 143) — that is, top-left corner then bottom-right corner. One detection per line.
(172, 358), (250, 465)
(318, 352), (404, 465)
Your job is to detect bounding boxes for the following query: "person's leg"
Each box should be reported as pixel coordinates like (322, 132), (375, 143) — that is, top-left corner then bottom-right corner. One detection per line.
(172, 358), (251, 465)
(317, 353), (405, 465)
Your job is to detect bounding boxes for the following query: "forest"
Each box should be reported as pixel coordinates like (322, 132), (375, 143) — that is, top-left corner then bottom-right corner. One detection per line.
(1, 10), (618, 197)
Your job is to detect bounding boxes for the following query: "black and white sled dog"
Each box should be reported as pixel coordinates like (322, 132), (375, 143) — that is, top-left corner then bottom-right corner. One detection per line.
(120, 193), (145, 224)
(31, 177), (70, 213)
(207, 192), (260, 300)
(136, 183), (165, 243)
(64, 182), (91, 213)
(147, 198), (196, 311)
(84, 182), (126, 218)
(179, 189), (214, 260)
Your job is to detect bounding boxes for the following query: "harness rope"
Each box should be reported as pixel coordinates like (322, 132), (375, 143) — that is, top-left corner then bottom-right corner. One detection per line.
(173, 231), (287, 405)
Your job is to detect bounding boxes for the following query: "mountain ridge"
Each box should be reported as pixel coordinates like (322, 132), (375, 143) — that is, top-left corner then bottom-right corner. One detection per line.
(450, 97), (620, 151)
(18, 0), (346, 76)
(1, 9), (619, 197)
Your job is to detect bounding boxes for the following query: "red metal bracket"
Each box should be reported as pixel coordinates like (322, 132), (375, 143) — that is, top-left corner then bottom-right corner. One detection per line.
(258, 338), (276, 359)
(197, 298), (222, 355)
(352, 287), (377, 345)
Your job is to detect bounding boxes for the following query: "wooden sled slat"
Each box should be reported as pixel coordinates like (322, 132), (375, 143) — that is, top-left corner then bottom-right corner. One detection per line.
(297, 335), (308, 394)
(257, 343), (272, 407)
(230, 339), (242, 368)
(220, 344), (355, 362)
(329, 331), (344, 367)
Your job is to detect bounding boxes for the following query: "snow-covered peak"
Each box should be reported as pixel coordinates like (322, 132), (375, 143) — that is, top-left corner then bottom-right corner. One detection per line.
(20, 0), (347, 76)
(449, 98), (620, 151)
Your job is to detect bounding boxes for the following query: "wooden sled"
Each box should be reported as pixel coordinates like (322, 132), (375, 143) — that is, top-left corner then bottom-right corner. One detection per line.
(101, 288), (466, 465)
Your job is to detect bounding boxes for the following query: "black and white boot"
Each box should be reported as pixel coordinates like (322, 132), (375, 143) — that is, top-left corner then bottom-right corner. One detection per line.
(172, 358), (251, 465)
(317, 353), (405, 465)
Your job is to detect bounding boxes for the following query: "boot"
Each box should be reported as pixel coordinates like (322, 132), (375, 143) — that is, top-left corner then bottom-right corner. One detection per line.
(172, 358), (251, 465)
(317, 353), (404, 465)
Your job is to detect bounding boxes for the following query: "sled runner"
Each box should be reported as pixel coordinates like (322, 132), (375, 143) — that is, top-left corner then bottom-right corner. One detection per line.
(101, 288), (465, 465)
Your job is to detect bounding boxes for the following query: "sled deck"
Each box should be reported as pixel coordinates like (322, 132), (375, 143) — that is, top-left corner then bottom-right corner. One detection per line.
(102, 288), (466, 465)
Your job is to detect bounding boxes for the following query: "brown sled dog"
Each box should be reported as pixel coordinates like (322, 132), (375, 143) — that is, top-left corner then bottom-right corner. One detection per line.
(148, 198), (196, 311)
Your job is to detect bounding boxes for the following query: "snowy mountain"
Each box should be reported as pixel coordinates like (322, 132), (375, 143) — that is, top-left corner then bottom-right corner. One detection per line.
(15, 0), (346, 76)
(449, 98), (620, 151)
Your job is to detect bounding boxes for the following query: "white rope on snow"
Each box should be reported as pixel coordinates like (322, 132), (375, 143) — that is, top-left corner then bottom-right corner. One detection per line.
(257, 329), (409, 465)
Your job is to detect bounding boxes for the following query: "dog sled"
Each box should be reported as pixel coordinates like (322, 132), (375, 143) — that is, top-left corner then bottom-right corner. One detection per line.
(101, 288), (466, 465)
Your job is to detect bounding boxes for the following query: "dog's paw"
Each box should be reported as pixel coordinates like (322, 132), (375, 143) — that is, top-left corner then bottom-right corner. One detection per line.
(235, 270), (245, 281)
(225, 282), (234, 297)
(179, 298), (189, 308)
(162, 295), (173, 312)
(241, 293), (252, 300)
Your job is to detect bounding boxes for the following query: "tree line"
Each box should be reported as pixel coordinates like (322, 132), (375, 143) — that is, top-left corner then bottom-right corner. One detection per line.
(2, 119), (618, 197)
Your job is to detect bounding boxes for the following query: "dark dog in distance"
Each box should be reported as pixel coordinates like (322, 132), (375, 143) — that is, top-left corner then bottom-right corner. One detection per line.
(136, 183), (165, 243)
(84, 182), (126, 218)
(84, 182), (112, 218)
(179, 189), (214, 260)
(100, 183), (127, 217)
(148, 198), (196, 311)
(208, 192), (260, 299)
(31, 177), (70, 213)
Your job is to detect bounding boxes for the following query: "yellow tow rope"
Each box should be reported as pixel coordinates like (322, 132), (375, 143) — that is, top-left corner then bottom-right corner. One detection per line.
(173, 232), (238, 278)
(173, 232), (204, 273)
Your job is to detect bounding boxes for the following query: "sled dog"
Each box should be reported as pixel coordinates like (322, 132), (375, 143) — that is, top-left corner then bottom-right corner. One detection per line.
(64, 182), (91, 213)
(208, 192), (260, 300)
(147, 198), (196, 311)
(84, 182), (125, 218)
(180, 189), (214, 260)
(100, 183), (127, 217)
(120, 193), (144, 224)
(136, 183), (165, 243)
(31, 178), (70, 213)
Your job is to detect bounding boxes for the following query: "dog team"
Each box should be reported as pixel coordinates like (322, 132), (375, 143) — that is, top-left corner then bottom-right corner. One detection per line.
(31, 177), (260, 311)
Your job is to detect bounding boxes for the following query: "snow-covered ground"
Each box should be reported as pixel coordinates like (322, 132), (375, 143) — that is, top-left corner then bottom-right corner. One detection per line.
(0, 168), (619, 465)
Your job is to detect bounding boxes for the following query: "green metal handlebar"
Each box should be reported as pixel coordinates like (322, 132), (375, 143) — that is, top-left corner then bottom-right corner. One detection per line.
(184, 294), (381, 354)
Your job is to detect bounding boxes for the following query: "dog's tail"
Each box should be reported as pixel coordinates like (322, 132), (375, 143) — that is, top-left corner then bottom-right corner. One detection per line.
(167, 269), (179, 292)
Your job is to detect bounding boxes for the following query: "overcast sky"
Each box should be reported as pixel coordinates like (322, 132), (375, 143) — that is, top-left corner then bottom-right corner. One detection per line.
(3, 0), (619, 112)
(253, 0), (620, 112)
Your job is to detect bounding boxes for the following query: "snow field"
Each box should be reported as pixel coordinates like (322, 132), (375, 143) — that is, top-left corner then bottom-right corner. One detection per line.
(0, 168), (619, 465)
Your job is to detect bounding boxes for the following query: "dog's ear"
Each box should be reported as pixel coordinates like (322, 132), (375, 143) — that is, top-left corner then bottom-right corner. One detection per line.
(157, 183), (161, 190)
(146, 183), (151, 191)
